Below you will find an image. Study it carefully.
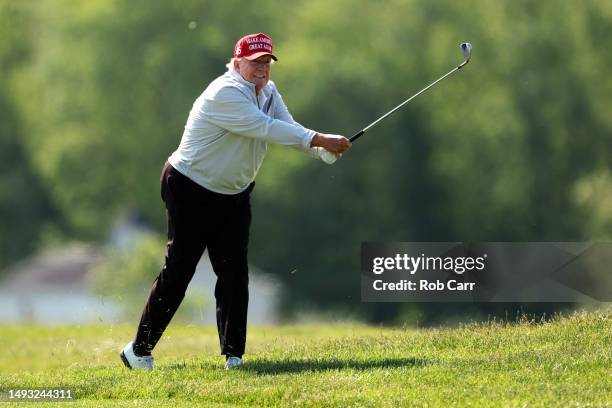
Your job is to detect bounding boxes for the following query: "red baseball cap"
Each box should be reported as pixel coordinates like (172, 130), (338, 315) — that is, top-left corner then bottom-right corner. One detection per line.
(234, 33), (278, 61)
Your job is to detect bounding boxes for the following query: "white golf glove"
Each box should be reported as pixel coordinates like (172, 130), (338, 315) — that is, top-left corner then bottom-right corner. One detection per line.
(317, 148), (339, 165)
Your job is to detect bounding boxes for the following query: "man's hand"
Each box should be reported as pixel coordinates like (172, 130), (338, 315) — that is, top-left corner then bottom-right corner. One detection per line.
(310, 133), (352, 155)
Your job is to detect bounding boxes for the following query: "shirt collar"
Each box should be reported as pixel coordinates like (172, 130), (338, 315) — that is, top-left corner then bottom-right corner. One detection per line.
(229, 69), (254, 89)
(228, 69), (270, 96)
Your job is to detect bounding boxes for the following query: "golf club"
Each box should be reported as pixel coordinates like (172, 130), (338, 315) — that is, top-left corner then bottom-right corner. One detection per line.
(320, 42), (472, 164)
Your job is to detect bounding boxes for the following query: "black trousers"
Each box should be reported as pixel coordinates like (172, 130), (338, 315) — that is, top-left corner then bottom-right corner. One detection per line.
(133, 161), (253, 358)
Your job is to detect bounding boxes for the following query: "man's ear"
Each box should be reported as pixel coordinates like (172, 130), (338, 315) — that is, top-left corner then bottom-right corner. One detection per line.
(233, 59), (240, 72)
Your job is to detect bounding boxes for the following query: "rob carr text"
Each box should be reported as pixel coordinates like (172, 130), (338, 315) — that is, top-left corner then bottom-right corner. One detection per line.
(372, 279), (476, 291)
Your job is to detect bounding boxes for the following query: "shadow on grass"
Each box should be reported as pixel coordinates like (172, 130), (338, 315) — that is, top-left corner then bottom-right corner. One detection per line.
(242, 357), (427, 375)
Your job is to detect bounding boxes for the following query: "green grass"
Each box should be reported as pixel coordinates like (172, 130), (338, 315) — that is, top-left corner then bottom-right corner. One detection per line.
(0, 309), (610, 407)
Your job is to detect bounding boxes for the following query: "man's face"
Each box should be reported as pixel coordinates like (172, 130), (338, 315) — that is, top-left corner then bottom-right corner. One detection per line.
(235, 55), (272, 92)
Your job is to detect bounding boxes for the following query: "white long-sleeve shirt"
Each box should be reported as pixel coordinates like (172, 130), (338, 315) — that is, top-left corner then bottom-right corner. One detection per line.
(168, 69), (318, 194)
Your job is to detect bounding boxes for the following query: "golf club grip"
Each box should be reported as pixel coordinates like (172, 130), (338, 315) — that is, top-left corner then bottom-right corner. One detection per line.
(350, 130), (365, 142)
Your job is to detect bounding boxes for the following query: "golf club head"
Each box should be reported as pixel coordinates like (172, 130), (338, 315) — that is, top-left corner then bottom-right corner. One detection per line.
(460, 42), (472, 62)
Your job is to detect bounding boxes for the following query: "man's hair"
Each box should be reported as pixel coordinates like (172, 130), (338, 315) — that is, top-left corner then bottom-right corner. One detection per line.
(226, 58), (241, 72)
(226, 57), (275, 72)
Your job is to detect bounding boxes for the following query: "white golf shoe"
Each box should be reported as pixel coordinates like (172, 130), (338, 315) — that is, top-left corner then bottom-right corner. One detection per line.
(224, 356), (243, 370)
(120, 341), (154, 370)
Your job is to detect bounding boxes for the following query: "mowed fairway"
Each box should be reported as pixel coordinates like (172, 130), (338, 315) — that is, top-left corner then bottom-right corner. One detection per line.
(0, 310), (610, 407)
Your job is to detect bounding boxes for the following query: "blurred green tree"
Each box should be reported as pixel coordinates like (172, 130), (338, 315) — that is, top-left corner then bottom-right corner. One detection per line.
(0, 1), (59, 272)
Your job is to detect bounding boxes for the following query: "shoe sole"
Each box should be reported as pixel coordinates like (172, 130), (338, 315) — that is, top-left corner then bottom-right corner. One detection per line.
(120, 350), (132, 369)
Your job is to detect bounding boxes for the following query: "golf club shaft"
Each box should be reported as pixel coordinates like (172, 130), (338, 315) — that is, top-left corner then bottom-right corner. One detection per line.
(350, 60), (470, 142)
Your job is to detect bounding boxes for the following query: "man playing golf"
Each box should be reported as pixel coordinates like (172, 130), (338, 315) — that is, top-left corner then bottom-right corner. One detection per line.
(120, 33), (351, 370)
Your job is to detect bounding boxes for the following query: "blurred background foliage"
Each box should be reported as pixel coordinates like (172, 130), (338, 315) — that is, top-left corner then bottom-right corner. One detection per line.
(89, 232), (207, 322)
(1, 0), (611, 323)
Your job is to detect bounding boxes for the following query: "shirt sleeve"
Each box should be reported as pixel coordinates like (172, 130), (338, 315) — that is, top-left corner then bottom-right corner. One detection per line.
(204, 87), (315, 149)
(271, 87), (322, 159)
